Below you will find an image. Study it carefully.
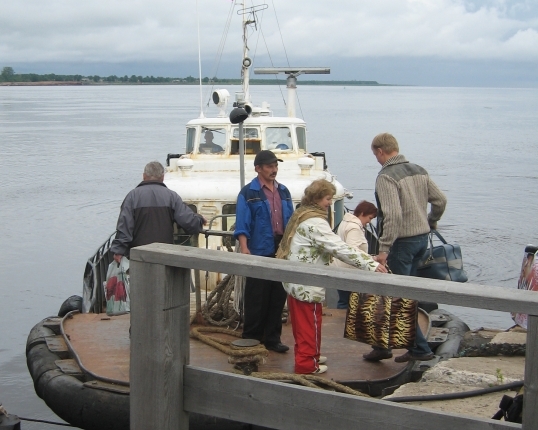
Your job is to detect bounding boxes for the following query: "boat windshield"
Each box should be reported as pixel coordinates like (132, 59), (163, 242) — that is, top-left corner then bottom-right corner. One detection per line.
(199, 127), (226, 154)
(231, 127), (261, 154)
(266, 127), (293, 152)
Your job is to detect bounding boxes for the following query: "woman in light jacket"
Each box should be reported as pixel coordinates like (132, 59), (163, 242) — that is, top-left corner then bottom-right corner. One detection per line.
(333, 201), (378, 309)
(276, 180), (387, 375)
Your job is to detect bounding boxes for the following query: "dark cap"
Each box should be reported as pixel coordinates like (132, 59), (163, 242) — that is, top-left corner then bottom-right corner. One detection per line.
(254, 150), (283, 166)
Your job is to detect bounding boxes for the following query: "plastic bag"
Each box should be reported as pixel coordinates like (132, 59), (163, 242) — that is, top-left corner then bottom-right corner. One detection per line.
(103, 257), (130, 315)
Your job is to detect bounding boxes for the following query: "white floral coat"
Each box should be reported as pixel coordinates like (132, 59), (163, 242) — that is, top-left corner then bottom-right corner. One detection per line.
(283, 217), (379, 303)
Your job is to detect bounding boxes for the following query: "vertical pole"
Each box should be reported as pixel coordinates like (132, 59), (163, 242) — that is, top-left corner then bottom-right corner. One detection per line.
(523, 314), (538, 428)
(239, 121), (245, 188)
(241, 3), (250, 104)
(192, 233), (202, 316)
(130, 259), (191, 430)
(196, 0), (204, 119)
(286, 75), (297, 118)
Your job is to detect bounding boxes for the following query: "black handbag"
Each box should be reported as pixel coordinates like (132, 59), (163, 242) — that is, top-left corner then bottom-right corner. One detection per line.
(416, 230), (468, 282)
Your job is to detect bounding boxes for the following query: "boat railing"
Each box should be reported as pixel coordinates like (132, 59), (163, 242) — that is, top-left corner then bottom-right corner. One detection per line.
(82, 232), (115, 313)
(129, 244), (538, 429)
(83, 219), (237, 314)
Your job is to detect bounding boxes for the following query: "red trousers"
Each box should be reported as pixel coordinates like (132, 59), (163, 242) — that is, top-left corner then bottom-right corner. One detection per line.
(287, 295), (322, 374)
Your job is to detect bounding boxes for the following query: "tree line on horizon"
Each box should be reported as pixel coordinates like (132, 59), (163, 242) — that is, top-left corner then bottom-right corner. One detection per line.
(0, 67), (223, 84)
(1, 66), (380, 86)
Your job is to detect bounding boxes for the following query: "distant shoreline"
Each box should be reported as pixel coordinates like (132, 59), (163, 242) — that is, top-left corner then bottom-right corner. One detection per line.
(1, 80), (394, 87)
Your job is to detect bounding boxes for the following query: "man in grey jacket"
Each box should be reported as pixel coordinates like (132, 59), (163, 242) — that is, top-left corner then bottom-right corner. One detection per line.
(363, 133), (447, 363)
(111, 161), (206, 262)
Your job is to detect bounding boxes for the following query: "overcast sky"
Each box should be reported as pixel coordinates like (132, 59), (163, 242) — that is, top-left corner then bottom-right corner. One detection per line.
(2, 0), (537, 86)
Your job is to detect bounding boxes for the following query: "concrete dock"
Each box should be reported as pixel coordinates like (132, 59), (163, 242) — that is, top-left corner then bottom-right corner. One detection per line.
(384, 328), (526, 421)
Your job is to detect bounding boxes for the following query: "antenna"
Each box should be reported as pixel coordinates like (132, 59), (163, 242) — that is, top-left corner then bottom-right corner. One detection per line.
(196, 0), (204, 118)
(254, 67), (330, 117)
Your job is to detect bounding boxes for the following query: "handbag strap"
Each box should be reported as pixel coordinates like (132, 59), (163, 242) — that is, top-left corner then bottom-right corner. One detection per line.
(430, 229), (448, 244)
(425, 229), (448, 261)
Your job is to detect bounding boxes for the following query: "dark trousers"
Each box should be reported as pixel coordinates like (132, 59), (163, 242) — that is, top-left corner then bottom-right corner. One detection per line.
(242, 236), (287, 346)
(386, 233), (432, 355)
(242, 276), (287, 345)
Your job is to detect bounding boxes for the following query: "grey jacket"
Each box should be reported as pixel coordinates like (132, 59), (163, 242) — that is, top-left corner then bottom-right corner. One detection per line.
(110, 181), (204, 256)
(375, 154), (447, 253)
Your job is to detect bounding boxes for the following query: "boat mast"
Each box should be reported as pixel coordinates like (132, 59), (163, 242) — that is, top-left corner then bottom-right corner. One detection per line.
(196, 0), (204, 118)
(241, 2), (251, 104)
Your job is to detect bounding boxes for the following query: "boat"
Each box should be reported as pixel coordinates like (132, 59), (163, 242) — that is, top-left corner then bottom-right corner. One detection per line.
(25, 3), (460, 429)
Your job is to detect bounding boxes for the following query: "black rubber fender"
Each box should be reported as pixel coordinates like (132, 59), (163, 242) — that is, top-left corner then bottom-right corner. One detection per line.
(26, 321), (56, 354)
(58, 295), (83, 317)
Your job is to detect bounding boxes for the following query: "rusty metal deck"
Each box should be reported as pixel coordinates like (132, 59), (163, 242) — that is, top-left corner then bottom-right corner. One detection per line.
(63, 309), (428, 389)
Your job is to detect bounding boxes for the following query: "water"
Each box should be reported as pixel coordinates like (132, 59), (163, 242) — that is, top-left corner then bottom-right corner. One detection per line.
(1, 84), (537, 426)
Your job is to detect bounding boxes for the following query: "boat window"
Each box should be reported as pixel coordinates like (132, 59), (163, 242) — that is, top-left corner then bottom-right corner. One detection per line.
(231, 127), (261, 155)
(199, 127), (226, 154)
(296, 127), (307, 152)
(222, 204), (237, 247)
(174, 204), (198, 246)
(266, 127), (293, 152)
(186, 128), (196, 154)
(232, 128), (259, 139)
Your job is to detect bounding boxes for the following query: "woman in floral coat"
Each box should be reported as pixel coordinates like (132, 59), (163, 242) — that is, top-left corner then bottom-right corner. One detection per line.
(276, 179), (387, 374)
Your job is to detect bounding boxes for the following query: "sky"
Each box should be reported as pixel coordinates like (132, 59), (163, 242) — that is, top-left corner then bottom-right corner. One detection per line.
(1, 0), (537, 86)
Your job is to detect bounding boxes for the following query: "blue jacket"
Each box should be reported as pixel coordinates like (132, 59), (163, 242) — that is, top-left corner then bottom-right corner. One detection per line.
(234, 177), (294, 256)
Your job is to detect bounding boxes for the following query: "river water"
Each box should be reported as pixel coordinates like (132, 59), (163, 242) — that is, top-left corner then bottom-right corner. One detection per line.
(1, 84), (537, 427)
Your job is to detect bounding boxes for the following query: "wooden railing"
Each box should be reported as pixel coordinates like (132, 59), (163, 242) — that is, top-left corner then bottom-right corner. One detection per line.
(129, 244), (537, 430)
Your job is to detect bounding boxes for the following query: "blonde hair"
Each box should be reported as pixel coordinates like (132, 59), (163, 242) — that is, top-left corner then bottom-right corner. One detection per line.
(301, 179), (336, 206)
(371, 133), (399, 153)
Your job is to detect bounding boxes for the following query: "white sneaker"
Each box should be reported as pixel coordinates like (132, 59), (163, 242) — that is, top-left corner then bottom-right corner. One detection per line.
(311, 365), (328, 374)
(317, 356), (327, 364)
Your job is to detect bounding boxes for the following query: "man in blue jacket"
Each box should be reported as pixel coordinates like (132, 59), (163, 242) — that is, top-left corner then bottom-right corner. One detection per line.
(234, 150), (294, 352)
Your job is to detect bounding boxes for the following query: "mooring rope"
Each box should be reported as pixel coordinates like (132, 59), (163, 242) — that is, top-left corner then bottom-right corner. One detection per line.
(243, 371), (371, 397)
(190, 327), (371, 398)
(190, 326), (268, 366)
(201, 274), (240, 326)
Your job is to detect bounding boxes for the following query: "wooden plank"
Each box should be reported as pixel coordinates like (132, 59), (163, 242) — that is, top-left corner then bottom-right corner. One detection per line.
(45, 335), (68, 358)
(183, 366), (520, 430)
(130, 261), (191, 430)
(55, 359), (82, 375)
(523, 315), (538, 429)
(130, 245), (538, 315)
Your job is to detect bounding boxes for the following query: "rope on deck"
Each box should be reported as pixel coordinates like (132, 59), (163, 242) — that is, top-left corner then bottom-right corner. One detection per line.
(201, 274), (240, 326)
(237, 371), (371, 398)
(190, 327), (371, 398)
(190, 326), (268, 365)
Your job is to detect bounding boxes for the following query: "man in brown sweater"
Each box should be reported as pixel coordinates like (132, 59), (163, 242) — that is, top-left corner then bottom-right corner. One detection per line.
(363, 133), (447, 363)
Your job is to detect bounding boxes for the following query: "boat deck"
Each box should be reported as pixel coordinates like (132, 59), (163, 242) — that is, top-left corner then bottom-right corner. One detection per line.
(63, 308), (428, 391)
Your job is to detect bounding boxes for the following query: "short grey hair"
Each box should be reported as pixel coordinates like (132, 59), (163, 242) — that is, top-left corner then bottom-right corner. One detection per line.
(144, 161), (165, 179)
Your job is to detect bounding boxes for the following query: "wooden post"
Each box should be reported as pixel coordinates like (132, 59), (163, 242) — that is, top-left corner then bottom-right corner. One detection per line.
(130, 259), (191, 430)
(523, 314), (538, 428)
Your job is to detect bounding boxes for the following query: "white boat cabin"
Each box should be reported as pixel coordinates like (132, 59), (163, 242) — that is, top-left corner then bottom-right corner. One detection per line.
(165, 112), (351, 252)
